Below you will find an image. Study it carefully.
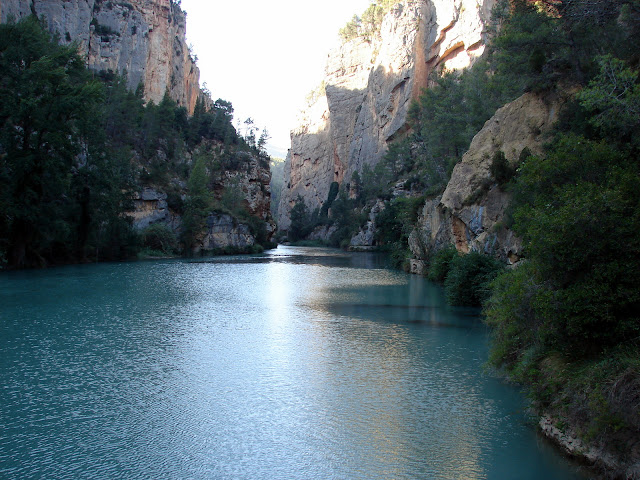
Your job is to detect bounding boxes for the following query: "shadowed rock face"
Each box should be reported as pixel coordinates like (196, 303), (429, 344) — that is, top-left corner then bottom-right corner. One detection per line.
(128, 144), (275, 246)
(410, 92), (565, 265)
(1, 0), (202, 113)
(199, 213), (255, 253)
(278, 0), (494, 230)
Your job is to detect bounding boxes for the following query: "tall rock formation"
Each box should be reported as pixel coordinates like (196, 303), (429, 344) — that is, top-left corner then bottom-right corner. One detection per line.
(278, 0), (494, 230)
(1, 0), (202, 113)
(407, 92), (565, 272)
(0, 0), (275, 249)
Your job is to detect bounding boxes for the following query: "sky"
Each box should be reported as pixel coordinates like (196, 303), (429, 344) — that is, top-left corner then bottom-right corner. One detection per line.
(179, 0), (372, 158)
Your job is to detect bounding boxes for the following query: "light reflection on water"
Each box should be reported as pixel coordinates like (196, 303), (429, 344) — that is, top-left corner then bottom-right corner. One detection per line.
(0, 246), (584, 479)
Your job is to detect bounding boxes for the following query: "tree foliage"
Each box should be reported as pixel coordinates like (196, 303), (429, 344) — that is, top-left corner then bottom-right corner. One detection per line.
(338, 0), (396, 42)
(0, 16), (270, 267)
(484, 3), (640, 444)
(181, 155), (212, 251)
(0, 16), (135, 267)
(288, 196), (312, 242)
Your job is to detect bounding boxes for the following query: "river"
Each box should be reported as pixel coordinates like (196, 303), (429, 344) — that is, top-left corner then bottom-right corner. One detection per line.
(0, 246), (584, 479)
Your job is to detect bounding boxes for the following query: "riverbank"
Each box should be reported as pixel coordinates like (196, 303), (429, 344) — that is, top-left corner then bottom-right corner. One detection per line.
(540, 415), (640, 479)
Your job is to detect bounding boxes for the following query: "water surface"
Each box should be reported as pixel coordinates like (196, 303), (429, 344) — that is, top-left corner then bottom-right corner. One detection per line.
(0, 246), (583, 479)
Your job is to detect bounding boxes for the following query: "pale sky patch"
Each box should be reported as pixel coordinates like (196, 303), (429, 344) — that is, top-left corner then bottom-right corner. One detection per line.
(179, 0), (372, 158)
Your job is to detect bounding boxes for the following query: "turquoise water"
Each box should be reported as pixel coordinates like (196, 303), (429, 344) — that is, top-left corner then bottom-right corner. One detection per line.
(0, 246), (584, 479)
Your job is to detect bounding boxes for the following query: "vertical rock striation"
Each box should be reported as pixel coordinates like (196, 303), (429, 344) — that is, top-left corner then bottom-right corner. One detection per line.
(1, 0), (202, 113)
(278, 0), (494, 230)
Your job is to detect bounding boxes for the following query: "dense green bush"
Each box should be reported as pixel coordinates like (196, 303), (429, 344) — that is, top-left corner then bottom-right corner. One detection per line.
(427, 246), (459, 283)
(489, 151), (516, 185)
(443, 252), (504, 307)
(140, 224), (178, 255)
(288, 196), (313, 242)
(375, 196), (424, 268)
(320, 181), (339, 218)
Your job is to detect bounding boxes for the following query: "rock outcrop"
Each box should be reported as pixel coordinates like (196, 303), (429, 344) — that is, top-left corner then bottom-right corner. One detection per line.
(349, 200), (385, 251)
(409, 92), (564, 264)
(197, 213), (255, 253)
(1, 0), (202, 113)
(130, 186), (181, 231)
(278, 0), (495, 230)
(128, 144), (275, 250)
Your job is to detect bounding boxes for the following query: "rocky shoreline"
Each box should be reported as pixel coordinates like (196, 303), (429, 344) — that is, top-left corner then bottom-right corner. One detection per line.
(539, 415), (640, 479)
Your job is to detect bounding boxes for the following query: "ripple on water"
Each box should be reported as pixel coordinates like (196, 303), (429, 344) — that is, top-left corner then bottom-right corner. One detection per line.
(0, 248), (585, 479)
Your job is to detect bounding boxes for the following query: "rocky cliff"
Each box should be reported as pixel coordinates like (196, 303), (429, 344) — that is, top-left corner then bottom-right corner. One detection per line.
(1, 0), (202, 113)
(278, 0), (494, 230)
(407, 92), (565, 272)
(129, 143), (275, 252)
(1, 0), (274, 251)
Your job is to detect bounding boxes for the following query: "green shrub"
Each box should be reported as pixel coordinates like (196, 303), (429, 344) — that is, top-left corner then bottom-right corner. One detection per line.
(375, 196), (425, 267)
(484, 261), (546, 372)
(444, 251), (504, 307)
(490, 151), (516, 185)
(320, 181), (339, 218)
(427, 246), (459, 282)
(140, 223), (178, 254)
(288, 196), (313, 242)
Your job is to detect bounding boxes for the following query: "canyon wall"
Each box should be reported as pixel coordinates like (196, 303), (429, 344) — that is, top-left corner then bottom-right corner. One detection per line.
(278, 0), (494, 230)
(407, 92), (564, 272)
(1, 0), (202, 113)
(0, 0), (274, 248)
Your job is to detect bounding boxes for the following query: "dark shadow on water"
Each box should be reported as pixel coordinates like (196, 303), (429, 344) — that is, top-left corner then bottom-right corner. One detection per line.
(315, 301), (486, 330)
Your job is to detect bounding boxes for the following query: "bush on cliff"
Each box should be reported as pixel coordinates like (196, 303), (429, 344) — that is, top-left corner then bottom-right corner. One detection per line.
(426, 247), (504, 308)
(484, 54), (640, 449)
(444, 252), (504, 307)
(374, 196), (424, 269)
(288, 196), (313, 242)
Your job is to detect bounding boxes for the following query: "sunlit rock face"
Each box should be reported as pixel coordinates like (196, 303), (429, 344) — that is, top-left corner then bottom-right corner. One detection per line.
(409, 92), (565, 264)
(1, 0), (202, 113)
(278, 0), (494, 230)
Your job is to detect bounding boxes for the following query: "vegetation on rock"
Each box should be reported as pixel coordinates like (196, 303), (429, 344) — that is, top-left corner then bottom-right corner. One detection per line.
(479, 0), (640, 470)
(0, 16), (272, 269)
(339, 0), (397, 43)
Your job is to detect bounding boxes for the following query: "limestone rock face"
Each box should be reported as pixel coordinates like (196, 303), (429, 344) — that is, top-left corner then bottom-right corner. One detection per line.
(130, 187), (181, 231)
(198, 213), (255, 253)
(278, 0), (494, 230)
(208, 151), (274, 233)
(1, 0), (202, 113)
(128, 145), (275, 248)
(349, 200), (385, 251)
(411, 92), (564, 263)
